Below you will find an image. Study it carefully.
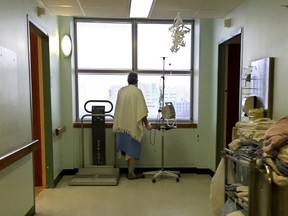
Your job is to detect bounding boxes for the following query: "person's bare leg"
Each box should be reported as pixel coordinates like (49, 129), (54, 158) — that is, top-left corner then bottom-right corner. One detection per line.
(127, 158), (136, 178)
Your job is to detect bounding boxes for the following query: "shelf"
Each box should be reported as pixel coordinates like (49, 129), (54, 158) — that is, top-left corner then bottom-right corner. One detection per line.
(224, 148), (252, 165)
(225, 192), (249, 212)
(241, 78), (257, 81)
(224, 149), (254, 216)
(226, 154), (250, 165)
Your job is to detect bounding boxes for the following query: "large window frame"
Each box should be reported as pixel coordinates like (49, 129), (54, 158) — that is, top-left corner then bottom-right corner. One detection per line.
(74, 18), (194, 123)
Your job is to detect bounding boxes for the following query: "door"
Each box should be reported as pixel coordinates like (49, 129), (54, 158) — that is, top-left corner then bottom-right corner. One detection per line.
(29, 19), (55, 190)
(225, 44), (241, 145)
(30, 30), (46, 194)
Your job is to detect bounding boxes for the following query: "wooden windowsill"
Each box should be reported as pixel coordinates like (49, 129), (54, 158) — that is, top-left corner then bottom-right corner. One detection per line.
(73, 121), (197, 129)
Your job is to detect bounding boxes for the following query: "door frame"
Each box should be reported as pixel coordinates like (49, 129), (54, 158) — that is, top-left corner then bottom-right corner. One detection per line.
(216, 27), (243, 166)
(27, 16), (54, 189)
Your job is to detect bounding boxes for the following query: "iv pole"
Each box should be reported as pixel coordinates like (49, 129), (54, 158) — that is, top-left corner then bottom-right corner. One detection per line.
(145, 57), (180, 183)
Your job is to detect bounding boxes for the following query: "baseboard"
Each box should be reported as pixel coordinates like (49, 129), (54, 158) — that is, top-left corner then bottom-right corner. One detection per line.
(25, 205), (35, 216)
(55, 167), (214, 186)
(54, 168), (78, 186)
(195, 168), (214, 176)
(132, 167), (214, 177)
(60, 168), (79, 176)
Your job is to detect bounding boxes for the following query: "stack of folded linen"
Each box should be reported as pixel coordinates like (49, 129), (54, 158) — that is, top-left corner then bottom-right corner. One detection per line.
(257, 116), (288, 186)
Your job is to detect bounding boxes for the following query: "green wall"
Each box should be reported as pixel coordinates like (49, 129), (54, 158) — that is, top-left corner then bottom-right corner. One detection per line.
(58, 17), (217, 171)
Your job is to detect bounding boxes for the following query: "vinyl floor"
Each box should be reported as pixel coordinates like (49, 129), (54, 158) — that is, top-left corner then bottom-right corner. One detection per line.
(35, 173), (213, 216)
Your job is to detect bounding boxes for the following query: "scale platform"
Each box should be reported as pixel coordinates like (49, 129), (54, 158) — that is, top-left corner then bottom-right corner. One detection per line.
(69, 166), (120, 186)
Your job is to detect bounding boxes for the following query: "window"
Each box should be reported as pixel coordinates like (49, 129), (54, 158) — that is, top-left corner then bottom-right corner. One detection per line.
(75, 18), (193, 121)
(137, 23), (191, 70)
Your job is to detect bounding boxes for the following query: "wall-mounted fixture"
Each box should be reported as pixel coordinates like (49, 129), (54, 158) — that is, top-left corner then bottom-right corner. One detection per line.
(55, 125), (67, 136)
(61, 35), (72, 57)
(241, 58), (274, 119)
(224, 18), (232, 28)
(37, 7), (46, 17)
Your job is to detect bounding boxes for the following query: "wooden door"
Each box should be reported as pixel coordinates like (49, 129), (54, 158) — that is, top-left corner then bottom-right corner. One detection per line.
(30, 31), (46, 190)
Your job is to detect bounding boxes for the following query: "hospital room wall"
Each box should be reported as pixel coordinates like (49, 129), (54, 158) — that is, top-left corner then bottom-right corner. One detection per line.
(58, 17), (76, 170)
(212, 0), (288, 121)
(206, 0), (288, 171)
(61, 0), (288, 171)
(0, 0), (61, 215)
(57, 17), (217, 171)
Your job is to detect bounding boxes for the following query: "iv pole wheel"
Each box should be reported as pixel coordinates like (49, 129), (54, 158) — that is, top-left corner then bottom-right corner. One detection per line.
(152, 178), (156, 183)
(176, 178), (180, 182)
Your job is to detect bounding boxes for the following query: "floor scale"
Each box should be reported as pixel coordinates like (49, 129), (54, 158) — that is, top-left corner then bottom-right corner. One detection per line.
(69, 100), (120, 186)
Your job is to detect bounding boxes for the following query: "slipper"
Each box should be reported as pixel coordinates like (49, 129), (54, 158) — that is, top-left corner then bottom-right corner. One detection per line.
(127, 173), (145, 180)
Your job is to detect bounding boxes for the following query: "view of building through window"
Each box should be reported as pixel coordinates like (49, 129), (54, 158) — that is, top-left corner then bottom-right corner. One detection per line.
(75, 19), (193, 121)
(78, 74), (190, 120)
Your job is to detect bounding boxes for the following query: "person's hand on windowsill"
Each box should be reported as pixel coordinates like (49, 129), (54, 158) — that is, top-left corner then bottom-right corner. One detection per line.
(145, 123), (153, 130)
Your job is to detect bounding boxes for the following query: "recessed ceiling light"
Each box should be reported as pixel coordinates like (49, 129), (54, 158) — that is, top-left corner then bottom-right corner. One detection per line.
(129, 0), (154, 18)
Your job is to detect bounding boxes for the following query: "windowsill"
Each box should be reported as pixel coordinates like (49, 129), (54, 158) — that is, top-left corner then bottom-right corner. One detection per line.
(73, 121), (197, 129)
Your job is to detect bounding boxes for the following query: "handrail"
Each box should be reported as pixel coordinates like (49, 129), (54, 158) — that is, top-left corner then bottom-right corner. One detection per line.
(0, 140), (39, 171)
(84, 100), (113, 114)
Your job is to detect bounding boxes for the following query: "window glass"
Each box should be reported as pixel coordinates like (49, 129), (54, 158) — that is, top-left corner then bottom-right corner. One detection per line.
(137, 23), (191, 70)
(78, 74), (126, 118)
(75, 19), (193, 121)
(78, 74), (190, 120)
(77, 22), (132, 70)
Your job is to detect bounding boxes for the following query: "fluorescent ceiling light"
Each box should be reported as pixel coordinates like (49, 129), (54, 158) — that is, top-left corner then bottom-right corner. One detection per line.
(130, 0), (154, 18)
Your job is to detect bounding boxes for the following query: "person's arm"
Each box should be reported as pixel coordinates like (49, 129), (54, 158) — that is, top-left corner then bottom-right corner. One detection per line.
(142, 116), (152, 130)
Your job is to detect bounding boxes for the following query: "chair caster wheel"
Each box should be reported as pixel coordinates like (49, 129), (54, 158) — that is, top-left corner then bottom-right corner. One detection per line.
(152, 179), (156, 183)
(176, 178), (180, 182)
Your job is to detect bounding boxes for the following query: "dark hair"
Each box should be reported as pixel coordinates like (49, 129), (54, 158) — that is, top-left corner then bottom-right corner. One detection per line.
(127, 72), (138, 85)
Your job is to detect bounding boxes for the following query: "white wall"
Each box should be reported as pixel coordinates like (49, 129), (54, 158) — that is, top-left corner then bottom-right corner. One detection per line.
(0, 155), (34, 215)
(212, 0), (288, 120)
(203, 0), (288, 170)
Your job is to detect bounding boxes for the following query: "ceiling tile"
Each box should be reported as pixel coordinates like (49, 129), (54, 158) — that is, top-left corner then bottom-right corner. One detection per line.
(79, 0), (129, 8)
(150, 9), (199, 20)
(154, 0), (207, 10)
(41, 0), (79, 7)
(204, 0), (244, 11)
(83, 7), (129, 18)
(39, 0), (245, 19)
(46, 6), (83, 16)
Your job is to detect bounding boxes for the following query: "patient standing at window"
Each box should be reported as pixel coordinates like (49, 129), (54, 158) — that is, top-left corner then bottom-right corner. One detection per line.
(113, 72), (152, 180)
